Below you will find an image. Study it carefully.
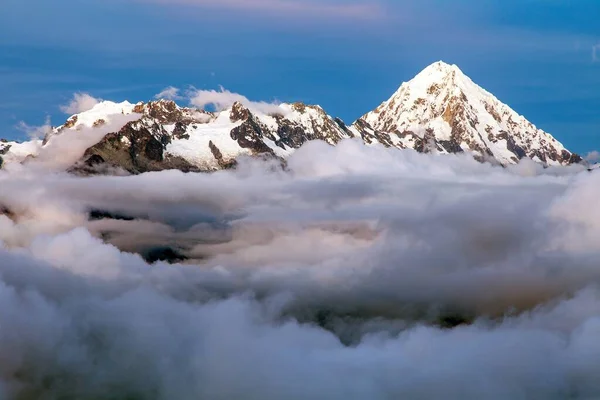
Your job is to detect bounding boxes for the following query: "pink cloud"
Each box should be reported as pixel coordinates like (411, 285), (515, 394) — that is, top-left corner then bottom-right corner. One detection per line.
(138, 0), (382, 20)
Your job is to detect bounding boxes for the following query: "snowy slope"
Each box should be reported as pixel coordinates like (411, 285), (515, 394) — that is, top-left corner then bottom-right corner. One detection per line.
(61, 101), (137, 129)
(353, 61), (580, 166)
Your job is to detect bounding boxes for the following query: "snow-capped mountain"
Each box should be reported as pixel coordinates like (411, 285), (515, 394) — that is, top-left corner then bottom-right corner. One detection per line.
(0, 61), (583, 173)
(1, 99), (354, 174)
(352, 61), (581, 166)
(75, 100), (353, 174)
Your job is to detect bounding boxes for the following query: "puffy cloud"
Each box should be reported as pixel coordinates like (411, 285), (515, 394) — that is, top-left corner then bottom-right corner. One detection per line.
(188, 86), (287, 115)
(1, 139), (600, 397)
(60, 93), (101, 115)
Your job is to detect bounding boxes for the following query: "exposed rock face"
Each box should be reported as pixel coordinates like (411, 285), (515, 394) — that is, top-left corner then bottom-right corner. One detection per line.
(0, 143), (12, 155)
(230, 113), (276, 155)
(208, 140), (237, 170)
(352, 61), (581, 166)
(0, 142), (10, 169)
(64, 99), (353, 174)
(230, 101), (250, 122)
(64, 100), (213, 174)
(70, 121), (198, 175)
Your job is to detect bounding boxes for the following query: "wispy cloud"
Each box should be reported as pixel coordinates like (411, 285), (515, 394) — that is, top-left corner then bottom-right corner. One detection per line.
(593, 43), (600, 62)
(187, 86), (286, 115)
(154, 86), (183, 100)
(16, 116), (52, 140)
(585, 150), (600, 163)
(136, 0), (382, 20)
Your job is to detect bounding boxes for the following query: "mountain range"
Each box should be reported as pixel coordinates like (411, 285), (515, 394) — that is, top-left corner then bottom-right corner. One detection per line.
(0, 61), (582, 173)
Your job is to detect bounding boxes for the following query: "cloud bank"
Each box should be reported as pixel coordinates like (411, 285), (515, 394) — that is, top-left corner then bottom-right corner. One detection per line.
(1, 139), (600, 398)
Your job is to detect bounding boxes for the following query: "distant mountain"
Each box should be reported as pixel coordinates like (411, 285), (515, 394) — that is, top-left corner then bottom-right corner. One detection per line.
(67, 99), (354, 174)
(1, 99), (354, 174)
(0, 61), (582, 173)
(352, 61), (581, 166)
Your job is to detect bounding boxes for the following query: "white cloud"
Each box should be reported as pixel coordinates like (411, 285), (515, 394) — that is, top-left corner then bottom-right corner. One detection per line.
(188, 86), (286, 115)
(15, 116), (52, 140)
(60, 93), (101, 115)
(2, 138), (600, 397)
(154, 86), (285, 115)
(154, 86), (182, 100)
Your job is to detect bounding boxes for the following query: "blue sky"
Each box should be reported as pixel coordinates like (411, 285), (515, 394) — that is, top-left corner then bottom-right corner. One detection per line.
(1, 0), (598, 155)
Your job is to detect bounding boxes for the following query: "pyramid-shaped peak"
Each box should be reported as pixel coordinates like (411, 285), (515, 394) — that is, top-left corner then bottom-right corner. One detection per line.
(356, 60), (579, 166)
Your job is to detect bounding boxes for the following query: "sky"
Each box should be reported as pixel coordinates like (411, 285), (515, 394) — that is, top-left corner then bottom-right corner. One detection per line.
(0, 0), (598, 155)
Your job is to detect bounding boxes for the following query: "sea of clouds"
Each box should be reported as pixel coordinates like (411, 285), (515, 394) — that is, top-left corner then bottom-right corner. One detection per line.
(1, 136), (600, 399)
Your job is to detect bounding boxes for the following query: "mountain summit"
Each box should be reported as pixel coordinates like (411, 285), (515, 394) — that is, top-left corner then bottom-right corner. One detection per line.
(0, 61), (582, 173)
(352, 61), (581, 165)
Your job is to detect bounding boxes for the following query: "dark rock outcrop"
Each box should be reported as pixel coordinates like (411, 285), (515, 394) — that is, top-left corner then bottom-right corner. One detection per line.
(230, 114), (276, 155)
(230, 101), (250, 122)
(142, 246), (188, 264)
(209, 140), (237, 170)
(70, 118), (199, 175)
(0, 205), (15, 220)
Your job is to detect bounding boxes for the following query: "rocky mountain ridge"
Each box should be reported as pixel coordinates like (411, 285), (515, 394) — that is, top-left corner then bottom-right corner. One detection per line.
(0, 61), (582, 173)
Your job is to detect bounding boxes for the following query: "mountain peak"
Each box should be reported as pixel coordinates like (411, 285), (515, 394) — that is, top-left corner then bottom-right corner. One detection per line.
(422, 60), (462, 74)
(355, 63), (580, 166)
(406, 61), (475, 95)
(410, 61), (465, 85)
